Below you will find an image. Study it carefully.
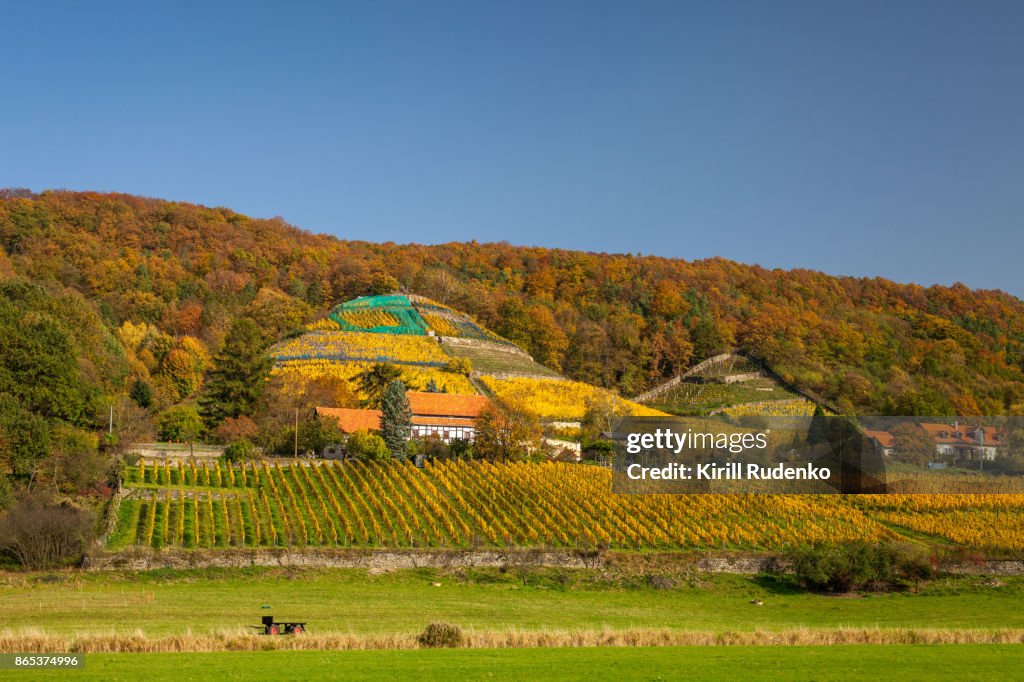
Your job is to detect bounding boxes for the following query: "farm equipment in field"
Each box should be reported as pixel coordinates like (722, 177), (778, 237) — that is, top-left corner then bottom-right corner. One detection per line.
(251, 615), (307, 635)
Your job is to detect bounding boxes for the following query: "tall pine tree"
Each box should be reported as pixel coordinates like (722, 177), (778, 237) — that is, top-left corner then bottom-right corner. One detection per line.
(199, 318), (272, 428)
(380, 379), (412, 458)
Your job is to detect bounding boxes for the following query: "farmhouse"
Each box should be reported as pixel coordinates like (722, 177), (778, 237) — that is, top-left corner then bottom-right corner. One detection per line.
(918, 422), (1002, 462)
(865, 422), (1004, 463)
(864, 430), (894, 457)
(315, 391), (491, 443)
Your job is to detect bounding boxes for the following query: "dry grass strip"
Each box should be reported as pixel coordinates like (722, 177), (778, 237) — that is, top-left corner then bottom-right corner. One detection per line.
(3, 627), (1024, 653)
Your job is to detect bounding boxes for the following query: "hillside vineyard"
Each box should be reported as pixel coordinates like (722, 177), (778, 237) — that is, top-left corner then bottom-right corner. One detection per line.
(2, 191), (1023, 415)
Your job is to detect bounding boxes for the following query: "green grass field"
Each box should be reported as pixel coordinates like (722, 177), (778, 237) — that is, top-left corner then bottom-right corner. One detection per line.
(7, 645), (1024, 681)
(2, 567), (1022, 637)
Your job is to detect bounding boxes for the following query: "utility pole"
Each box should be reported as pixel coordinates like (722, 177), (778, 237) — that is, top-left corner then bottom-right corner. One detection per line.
(294, 408), (299, 459)
(979, 428), (984, 473)
(109, 404), (114, 436)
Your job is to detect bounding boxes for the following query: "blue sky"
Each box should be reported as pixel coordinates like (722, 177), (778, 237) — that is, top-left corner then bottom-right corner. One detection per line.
(2, 1), (1022, 295)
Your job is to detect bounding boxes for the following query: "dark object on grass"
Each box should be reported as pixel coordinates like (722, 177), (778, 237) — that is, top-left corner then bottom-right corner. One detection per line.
(250, 615), (307, 635)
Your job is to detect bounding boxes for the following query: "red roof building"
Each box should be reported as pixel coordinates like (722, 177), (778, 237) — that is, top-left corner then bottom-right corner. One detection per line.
(316, 391), (491, 443)
(863, 430), (894, 456)
(862, 422), (1004, 463)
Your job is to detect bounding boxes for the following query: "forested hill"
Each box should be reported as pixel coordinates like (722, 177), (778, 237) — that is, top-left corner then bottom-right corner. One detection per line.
(2, 189), (1023, 416)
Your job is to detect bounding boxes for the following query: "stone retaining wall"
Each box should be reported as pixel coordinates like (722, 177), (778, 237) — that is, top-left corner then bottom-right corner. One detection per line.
(85, 548), (1024, 576)
(127, 445), (225, 461)
(86, 548), (597, 571)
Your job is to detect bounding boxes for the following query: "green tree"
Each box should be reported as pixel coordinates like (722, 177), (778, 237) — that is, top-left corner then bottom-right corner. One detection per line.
(345, 430), (390, 460)
(129, 378), (152, 409)
(0, 394), (51, 483)
(199, 318), (272, 428)
(157, 405), (203, 443)
(222, 439), (258, 463)
(298, 417), (345, 456)
(448, 437), (472, 460)
(356, 363), (402, 408)
(380, 380), (412, 458)
(0, 286), (97, 425)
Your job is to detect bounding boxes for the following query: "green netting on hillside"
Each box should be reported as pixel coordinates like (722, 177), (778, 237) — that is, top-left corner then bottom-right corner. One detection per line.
(341, 295), (411, 309)
(327, 295), (429, 335)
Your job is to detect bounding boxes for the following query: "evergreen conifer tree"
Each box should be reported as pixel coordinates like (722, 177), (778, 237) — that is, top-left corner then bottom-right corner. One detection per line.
(199, 318), (272, 428)
(380, 379), (412, 457)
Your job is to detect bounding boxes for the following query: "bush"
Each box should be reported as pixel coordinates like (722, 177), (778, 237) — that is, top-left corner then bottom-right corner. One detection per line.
(413, 434), (451, 459)
(898, 544), (937, 591)
(345, 430), (389, 461)
(417, 622), (464, 648)
(213, 416), (259, 445)
(785, 541), (932, 593)
(0, 494), (95, 568)
(157, 405), (203, 442)
(222, 439), (258, 463)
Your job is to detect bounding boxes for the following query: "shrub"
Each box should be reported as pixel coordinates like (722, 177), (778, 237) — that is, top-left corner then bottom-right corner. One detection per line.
(223, 439), (258, 463)
(898, 544), (937, 591)
(157, 405), (203, 442)
(646, 575), (677, 591)
(785, 541), (930, 593)
(417, 622), (464, 648)
(213, 416), (259, 445)
(0, 494), (95, 568)
(345, 430), (389, 461)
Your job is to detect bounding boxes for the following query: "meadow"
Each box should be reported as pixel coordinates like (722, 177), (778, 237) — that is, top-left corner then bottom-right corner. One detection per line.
(2, 567), (1023, 639)
(3, 567), (1024, 682)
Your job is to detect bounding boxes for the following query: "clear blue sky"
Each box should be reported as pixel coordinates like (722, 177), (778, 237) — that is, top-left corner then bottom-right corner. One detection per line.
(3, 1), (1023, 295)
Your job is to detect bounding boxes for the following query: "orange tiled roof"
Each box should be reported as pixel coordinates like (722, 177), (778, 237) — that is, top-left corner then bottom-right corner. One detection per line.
(315, 407), (381, 433)
(918, 422), (1002, 445)
(316, 396), (486, 433)
(864, 430), (893, 448)
(406, 392), (491, 418)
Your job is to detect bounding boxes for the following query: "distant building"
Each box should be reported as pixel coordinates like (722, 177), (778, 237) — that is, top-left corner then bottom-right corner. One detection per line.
(865, 422), (1004, 463)
(918, 422), (1002, 462)
(864, 430), (895, 458)
(315, 391), (491, 444)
